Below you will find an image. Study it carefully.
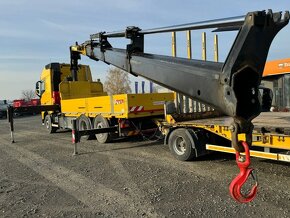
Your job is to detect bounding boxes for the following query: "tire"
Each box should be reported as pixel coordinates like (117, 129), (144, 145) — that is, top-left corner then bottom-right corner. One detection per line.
(93, 115), (110, 143)
(77, 115), (95, 140)
(168, 128), (196, 161)
(44, 114), (57, 133)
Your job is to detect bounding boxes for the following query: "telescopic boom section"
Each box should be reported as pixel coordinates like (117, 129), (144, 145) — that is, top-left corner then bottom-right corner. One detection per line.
(70, 10), (289, 150)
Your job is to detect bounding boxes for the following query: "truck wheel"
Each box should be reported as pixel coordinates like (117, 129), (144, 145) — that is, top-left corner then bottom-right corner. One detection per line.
(168, 128), (196, 161)
(44, 115), (57, 133)
(77, 115), (95, 140)
(93, 115), (110, 143)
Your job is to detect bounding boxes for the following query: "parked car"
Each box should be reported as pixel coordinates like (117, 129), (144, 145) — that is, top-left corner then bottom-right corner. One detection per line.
(0, 100), (8, 118)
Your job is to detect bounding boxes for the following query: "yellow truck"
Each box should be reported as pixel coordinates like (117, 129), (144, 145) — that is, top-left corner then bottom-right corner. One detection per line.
(35, 63), (174, 143)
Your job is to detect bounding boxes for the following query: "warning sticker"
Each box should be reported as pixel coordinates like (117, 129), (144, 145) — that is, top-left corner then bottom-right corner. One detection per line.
(114, 99), (124, 105)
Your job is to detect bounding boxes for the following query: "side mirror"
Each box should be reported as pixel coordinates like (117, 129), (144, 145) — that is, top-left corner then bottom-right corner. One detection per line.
(35, 80), (44, 97)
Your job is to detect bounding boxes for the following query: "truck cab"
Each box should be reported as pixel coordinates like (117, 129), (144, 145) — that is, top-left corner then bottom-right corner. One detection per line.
(36, 63), (98, 105)
(35, 63), (105, 122)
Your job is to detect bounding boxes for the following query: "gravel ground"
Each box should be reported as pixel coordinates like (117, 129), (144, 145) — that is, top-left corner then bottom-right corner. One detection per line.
(0, 115), (289, 217)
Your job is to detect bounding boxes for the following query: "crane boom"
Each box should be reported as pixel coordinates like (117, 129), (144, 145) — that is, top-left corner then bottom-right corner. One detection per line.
(70, 10), (289, 151)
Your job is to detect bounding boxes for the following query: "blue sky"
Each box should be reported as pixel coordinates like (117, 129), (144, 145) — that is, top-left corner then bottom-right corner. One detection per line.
(0, 0), (289, 100)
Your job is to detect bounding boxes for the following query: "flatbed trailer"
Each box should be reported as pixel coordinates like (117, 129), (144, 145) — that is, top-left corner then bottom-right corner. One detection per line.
(61, 92), (172, 119)
(158, 111), (290, 162)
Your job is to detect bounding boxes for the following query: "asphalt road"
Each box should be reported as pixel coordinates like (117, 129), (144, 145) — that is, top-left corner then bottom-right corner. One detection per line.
(0, 115), (289, 217)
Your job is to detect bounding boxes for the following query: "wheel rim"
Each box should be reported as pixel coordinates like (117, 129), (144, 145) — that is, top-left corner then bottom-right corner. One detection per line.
(173, 136), (187, 155)
(45, 117), (50, 129)
(96, 122), (105, 139)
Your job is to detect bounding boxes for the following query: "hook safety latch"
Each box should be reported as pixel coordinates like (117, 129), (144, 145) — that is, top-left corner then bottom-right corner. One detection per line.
(229, 141), (258, 203)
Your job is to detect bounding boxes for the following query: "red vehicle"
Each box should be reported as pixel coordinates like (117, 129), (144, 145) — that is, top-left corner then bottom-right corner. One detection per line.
(13, 99), (40, 108)
(13, 99), (40, 115)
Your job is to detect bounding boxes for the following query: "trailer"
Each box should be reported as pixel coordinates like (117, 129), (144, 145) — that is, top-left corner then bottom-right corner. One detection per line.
(156, 107), (290, 162)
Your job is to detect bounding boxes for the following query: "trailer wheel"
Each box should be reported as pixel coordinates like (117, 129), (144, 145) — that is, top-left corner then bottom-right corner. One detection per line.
(168, 128), (196, 161)
(44, 114), (57, 133)
(77, 115), (95, 140)
(93, 115), (110, 143)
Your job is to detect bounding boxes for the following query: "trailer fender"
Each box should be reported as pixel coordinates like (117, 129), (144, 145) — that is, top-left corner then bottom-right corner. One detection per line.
(185, 128), (197, 149)
(186, 128), (208, 157)
(164, 127), (175, 146)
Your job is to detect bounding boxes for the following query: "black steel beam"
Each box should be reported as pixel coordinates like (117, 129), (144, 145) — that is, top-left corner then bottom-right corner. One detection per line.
(84, 11), (289, 122)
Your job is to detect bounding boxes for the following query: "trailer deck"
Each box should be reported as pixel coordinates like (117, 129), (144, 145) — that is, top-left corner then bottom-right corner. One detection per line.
(160, 112), (290, 162)
(174, 112), (290, 132)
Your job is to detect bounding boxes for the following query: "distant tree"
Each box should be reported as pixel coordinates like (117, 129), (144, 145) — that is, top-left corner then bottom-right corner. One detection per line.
(104, 67), (132, 95)
(21, 89), (36, 101)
